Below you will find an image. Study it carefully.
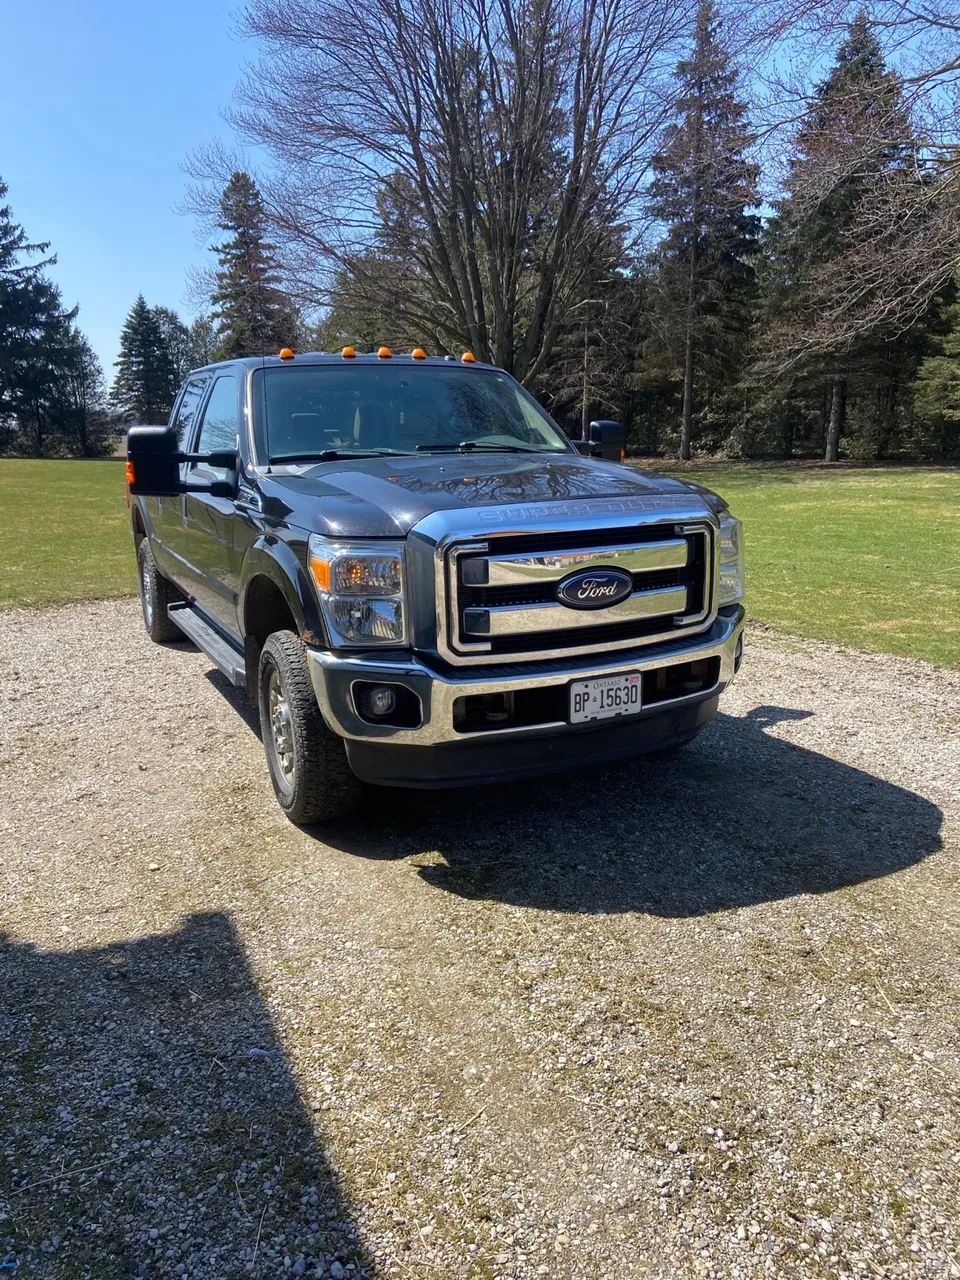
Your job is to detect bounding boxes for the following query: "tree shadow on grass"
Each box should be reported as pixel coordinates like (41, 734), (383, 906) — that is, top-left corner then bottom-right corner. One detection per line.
(0, 913), (373, 1279)
(321, 706), (942, 917)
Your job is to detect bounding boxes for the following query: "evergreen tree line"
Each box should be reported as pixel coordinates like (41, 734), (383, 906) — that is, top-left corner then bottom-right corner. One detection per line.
(0, 180), (115, 458)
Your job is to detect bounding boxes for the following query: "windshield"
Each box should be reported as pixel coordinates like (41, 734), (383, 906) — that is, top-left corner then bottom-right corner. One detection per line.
(252, 364), (571, 462)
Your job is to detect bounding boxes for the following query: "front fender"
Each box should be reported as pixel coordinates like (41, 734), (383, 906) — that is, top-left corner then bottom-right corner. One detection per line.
(238, 536), (329, 648)
(130, 495), (159, 542)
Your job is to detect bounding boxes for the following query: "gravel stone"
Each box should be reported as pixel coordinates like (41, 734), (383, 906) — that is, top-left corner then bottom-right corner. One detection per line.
(1, 599), (959, 1278)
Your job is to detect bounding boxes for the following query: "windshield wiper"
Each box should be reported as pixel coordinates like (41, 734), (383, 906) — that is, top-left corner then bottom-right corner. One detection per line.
(415, 441), (547, 454)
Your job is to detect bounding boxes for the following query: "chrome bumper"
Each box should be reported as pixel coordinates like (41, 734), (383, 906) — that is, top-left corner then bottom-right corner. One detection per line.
(306, 607), (744, 748)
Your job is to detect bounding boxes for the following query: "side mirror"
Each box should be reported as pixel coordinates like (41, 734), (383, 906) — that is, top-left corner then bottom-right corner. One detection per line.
(126, 425), (238, 498)
(126, 425), (182, 496)
(589, 419), (626, 463)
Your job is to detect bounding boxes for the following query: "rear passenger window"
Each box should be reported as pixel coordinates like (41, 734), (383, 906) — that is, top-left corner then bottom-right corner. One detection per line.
(196, 376), (239, 456)
(170, 375), (211, 445)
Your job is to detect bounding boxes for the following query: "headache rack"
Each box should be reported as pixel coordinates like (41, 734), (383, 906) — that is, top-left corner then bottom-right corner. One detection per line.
(436, 517), (718, 665)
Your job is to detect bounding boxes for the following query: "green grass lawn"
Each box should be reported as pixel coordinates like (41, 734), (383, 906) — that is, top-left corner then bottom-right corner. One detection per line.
(667, 465), (959, 668)
(1, 458), (957, 666)
(0, 458), (135, 608)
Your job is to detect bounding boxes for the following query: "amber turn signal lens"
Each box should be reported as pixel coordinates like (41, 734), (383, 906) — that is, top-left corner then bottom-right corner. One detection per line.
(411, 347), (426, 359)
(341, 346), (356, 359)
(125, 460), (135, 484)
(378, 346), (393, 358)
(461, 351), (476, 363)
(279, 347), (295, 360)
(308, 557), (331, 591)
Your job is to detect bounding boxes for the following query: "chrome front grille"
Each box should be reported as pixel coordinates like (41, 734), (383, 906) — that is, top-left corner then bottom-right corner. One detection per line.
(443, 520), (715, 663)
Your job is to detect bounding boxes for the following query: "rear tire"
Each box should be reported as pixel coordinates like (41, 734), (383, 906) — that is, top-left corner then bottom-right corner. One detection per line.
(137, 538), (183, 643)
(258, 630), (361, 825)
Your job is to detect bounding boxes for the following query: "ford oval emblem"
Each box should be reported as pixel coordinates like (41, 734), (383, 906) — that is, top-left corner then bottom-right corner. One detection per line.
(556, 567), (633, 610)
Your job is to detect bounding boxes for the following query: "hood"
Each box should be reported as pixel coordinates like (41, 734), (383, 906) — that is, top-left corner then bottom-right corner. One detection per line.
(259, 453), (716, 538)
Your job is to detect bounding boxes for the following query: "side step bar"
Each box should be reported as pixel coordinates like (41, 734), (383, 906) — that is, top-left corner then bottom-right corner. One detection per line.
(167, 603), (246, 687)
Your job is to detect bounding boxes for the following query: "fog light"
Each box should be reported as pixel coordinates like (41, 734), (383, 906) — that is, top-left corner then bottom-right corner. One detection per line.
(735, 634), (744, 673)
(368, 685), (397, 717)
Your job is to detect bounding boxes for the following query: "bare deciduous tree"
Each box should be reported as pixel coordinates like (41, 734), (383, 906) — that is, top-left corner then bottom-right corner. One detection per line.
(763, 165), (960, 369)
(202, 0), (695, 385)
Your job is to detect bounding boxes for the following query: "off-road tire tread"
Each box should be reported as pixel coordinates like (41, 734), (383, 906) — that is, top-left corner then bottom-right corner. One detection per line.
(258, 630), (360, 825)
(137, 539), (183, 643)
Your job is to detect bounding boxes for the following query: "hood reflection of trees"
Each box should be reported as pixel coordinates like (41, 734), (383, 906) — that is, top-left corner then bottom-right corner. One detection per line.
(393, 457), (655, 505)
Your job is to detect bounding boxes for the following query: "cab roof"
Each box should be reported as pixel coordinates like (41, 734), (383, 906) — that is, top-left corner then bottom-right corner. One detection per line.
(193, 351), (501, 374)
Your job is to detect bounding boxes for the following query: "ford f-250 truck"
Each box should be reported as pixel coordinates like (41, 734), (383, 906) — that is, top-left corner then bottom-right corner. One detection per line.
(126, 348), (745, 824)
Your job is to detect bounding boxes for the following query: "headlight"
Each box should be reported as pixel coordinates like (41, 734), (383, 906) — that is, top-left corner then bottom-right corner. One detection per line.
(718, 513), (744, 606)
(308, 536), (406, 646)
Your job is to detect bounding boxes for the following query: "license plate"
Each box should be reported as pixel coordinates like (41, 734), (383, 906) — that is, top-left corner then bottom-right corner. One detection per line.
(569, 672), (642, 724)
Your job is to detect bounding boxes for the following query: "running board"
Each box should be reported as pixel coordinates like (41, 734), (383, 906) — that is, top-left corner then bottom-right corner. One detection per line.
(167, 603), (246, 687)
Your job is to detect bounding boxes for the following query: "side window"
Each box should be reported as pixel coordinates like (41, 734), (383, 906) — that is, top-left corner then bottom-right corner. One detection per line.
(171, 375), (211, 445)
(195, 376), (240, 458)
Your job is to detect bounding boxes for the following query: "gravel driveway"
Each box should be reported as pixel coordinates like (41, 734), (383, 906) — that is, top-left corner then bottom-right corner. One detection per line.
(1, 600), (958, 1280)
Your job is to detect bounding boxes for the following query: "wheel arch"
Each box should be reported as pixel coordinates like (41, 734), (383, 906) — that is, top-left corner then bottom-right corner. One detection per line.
(238, 539), (327, 700)
(131, 505), (147, 543)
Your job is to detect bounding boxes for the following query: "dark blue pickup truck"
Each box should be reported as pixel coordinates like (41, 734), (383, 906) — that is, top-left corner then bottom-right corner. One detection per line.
(126, 348), (745, 824)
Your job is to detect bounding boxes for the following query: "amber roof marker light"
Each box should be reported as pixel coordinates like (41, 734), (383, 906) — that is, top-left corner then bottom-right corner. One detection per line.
(341, 346), (356, 359)
(378, 346), (393, 359)
(278, 347), (295, 360)
(461, 351), (476, 363)
(411, 347), (427, 359)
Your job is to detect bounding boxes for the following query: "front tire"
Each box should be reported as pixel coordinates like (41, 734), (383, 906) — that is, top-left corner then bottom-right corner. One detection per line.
(137, 538), (183, 643)
(258, 630), (360, 825)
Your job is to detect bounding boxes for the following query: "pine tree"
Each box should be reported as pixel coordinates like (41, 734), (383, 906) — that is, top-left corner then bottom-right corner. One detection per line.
(153, 307), (192, 385)
(185, 314), (217, 369)
(210, 173), (299, 359)
(112, 295), (177, 422)
(759, 14), (918, 460)
(911, 285), (960, 458)
(1, 180), (56, 433)
(0, 177), (84, 456)
(50, 328), (113, 457)
(645, 0), (760, 459)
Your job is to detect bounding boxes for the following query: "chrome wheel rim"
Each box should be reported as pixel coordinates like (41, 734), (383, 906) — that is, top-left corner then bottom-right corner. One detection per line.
(267, 667), (296, 787)
(139, 555), (154, 629)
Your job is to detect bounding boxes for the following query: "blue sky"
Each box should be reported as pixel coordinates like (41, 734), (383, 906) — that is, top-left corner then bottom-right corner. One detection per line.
(2, 0), (249, 382)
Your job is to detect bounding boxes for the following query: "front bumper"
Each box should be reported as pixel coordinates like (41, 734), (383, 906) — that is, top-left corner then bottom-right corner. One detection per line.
(306, 606), (745, 787)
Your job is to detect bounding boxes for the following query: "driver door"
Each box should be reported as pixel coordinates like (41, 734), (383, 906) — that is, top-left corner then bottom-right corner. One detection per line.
(157, 373), (211, 586)
(179, 374), (242, 637)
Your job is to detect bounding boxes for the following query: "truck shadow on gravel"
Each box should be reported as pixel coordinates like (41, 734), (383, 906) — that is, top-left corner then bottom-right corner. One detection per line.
(0, 913), (373, 1279)
(323, 706), (943, 916)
